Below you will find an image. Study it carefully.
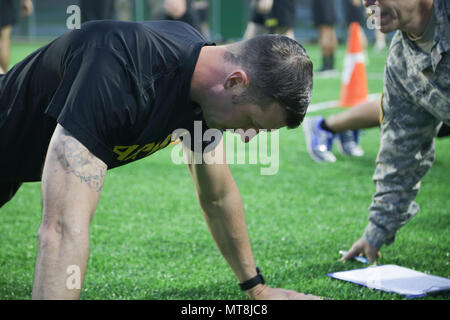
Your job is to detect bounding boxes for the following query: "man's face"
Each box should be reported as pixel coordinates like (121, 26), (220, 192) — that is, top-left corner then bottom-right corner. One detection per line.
(202, 69), (289, 143)
(364, 0), (421, 33)
(224, 100), (288, 143)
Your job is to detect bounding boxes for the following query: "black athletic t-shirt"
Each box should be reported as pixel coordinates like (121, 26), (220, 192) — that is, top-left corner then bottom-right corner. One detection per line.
(0, 20), (214, 182)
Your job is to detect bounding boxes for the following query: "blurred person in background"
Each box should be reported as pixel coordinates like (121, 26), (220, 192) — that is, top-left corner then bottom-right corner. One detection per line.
(115, 0), (133, 21)
(302, 0), (370, 162)
(80, 0), (116, 23)
(312, 0), (338, 75)
(193, 0), (209, 38)
(366, 2), (388, 52)
(163, 0), (201, 33)
(345, 0), (368, 52)
(0, 0), (33, 72)
(243, 0), (296, 40)
(374, 28), (387, 52)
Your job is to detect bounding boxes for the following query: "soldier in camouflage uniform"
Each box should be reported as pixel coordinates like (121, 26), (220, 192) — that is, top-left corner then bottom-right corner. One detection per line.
(342, 0), (450, 263)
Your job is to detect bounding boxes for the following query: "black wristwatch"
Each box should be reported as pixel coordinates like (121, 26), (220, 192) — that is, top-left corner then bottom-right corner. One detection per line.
(238, 267), (265, 291)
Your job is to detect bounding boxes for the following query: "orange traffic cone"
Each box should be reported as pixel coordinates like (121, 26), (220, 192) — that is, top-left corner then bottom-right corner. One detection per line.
(338, 22), (368, 107)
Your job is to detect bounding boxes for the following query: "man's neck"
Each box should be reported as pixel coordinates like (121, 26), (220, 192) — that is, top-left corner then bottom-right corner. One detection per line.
(189, 46), (236, 129)
(190, 46), (227, 104)
(403, 0), (434, 37)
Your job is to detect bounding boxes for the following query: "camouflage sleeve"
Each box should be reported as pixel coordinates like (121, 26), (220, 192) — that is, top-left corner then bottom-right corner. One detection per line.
(362, 66), (442, 249)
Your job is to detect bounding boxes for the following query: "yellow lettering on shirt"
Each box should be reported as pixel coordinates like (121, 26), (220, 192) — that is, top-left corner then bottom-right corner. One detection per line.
(113, 145), (139, 161)
(113, 134), (173, 162)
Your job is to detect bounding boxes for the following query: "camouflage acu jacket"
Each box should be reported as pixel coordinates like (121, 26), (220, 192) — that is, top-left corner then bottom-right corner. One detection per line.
(363, 0), (450, 248)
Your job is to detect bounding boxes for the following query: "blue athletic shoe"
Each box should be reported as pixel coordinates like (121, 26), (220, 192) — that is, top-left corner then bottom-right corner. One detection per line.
(303, 116), (336, 162)
(336, 130), (364, 157)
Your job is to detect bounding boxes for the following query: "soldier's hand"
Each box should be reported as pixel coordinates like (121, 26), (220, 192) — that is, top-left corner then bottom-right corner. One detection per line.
(341, 237), (381, 265)
(246, 284), (322, 300)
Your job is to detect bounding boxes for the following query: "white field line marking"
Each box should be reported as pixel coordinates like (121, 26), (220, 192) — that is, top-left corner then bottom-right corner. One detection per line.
(314, 72), (384, 80)
(307, 93), (381, 113)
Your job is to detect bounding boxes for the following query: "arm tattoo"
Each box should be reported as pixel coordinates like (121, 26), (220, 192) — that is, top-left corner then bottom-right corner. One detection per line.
(54, 129), (107, 192)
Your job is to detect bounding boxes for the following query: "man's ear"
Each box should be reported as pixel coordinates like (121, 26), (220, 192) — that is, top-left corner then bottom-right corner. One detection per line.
(224, 70), (249, 90)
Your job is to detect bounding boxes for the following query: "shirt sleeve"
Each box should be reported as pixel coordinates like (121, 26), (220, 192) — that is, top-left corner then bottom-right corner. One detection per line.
(362, 65), (442, 249)
(45, 47), (142, 166)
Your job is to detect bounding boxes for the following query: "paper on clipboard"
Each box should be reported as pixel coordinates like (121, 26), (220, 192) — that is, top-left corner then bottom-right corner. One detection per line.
(328, 265), (450, 298)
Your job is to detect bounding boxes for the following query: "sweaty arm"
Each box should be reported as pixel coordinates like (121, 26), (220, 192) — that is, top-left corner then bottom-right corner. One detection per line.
(184, 138), (320, 300)
(32, 124), (107, 299)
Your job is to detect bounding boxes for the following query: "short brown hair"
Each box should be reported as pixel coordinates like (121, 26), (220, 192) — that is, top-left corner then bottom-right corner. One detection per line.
(225, 35), (313, 128)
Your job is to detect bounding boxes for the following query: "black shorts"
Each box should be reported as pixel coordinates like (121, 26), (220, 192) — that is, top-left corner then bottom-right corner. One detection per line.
(345, 0), (365, 25)
(251, 0), (296, 29)
(80, 0), (115, 23)
(0, 0), (17, 28)
(312, 0), (337, 27)
(0, 181), (22, 208)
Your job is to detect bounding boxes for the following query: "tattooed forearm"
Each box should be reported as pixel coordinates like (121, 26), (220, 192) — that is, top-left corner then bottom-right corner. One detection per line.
(54, 129), (107, 192)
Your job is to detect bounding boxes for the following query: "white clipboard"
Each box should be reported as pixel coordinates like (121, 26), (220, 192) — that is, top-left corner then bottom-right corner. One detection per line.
(328, 265), (450, 298)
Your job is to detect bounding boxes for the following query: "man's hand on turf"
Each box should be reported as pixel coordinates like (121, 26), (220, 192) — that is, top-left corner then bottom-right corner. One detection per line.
(246, 284), (322, 300)
(341, 237), (381, 265)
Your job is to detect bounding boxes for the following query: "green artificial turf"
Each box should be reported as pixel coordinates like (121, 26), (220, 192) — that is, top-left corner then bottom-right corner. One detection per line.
(0, 41), (449, 300)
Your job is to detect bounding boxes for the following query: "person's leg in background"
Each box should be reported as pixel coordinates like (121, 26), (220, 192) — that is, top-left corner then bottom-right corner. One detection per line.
(303, 0), (378, 162)
(115, 0), (132, 21)
(324, 99), (380, 132)
(243, 1), (270, 40)
(303, 99), (449, 163)
(265, 0), (295, 40)
(0, 25), (12, 72)
(318, 25), (338, 72)
(312, 0), (338, 74)
(244, 21), (267, 39)
(0, 0), (17, 72)
(345, 0), (369, 62)
(374, 29), (387, 52)
(163, 0), (202, 34)
(303, 99), (381, 162)
(193, 0), (210, 38)
(0, 0), (33, 71)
